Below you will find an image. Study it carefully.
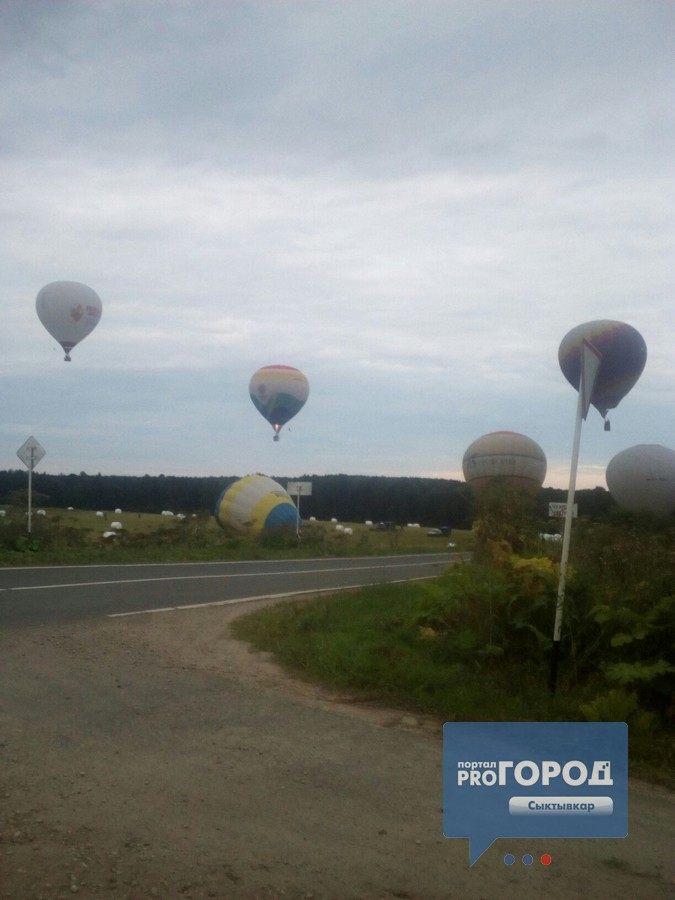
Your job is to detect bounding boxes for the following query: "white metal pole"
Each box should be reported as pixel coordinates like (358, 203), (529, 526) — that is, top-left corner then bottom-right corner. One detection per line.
(27, 461), (33, 534)
(550, 384), (583, 692)
(555, 385), (583, 639)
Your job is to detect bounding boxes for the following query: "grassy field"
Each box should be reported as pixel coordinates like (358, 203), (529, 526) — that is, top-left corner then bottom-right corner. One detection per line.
(0, 505), (475, 566)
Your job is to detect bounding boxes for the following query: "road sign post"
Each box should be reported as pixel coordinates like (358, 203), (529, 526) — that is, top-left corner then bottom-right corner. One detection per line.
(16, 436), (46, 534)
(287, 481), (312, 537)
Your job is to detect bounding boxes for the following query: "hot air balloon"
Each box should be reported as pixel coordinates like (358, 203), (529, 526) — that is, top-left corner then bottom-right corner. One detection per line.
(462, 431), (547, 492)
(558, 320), (647, 427)
(249, 365), (309, 440)
(606, 445), (675, 517)
(36, 281), (102, 361)
(214, 475), (299, 534)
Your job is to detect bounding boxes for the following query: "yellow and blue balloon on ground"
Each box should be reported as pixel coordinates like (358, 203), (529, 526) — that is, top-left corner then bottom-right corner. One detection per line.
(214, 475), (299, 534)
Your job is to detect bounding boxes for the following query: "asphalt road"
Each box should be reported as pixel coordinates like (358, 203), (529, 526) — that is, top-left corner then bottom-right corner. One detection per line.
(0, 552), (459, 627)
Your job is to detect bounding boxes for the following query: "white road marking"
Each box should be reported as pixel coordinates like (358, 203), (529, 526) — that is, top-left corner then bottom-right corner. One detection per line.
(10, 573), (246, 591)
(0, 554), (452, 574)
(106, 576), (435, 618)
(6, 562), (442, 592)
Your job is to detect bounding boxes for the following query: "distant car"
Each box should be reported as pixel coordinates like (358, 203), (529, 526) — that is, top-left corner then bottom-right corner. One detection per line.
(426, 526), (450, 536)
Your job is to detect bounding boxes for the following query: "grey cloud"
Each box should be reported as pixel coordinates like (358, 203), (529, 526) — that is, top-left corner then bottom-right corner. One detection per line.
(4, 0), (673, 176)
(1, 0), (673, 486)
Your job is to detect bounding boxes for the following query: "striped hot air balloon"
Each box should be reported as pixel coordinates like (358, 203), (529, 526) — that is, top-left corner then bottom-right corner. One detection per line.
(249, 365), (309, 440)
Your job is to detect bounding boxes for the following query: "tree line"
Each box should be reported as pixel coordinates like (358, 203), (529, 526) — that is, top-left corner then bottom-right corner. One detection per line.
(0, 469), (614, 528)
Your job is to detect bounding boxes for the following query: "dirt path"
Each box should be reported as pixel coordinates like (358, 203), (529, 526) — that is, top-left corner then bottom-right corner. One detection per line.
(1, 599), (673, 899)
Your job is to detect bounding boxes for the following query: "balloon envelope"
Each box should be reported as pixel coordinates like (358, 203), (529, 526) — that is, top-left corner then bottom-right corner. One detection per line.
(462, 431), (547, 492)
(36, 281), (102, 361)
(558, 320), (647, 418)
(606, 444), (675, 517)
(249, 365), (309, 439)
(214, 475), (299, 534)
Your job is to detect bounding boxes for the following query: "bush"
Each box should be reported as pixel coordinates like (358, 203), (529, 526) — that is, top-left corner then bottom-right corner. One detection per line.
(562, 518), (675, 720)
(411, 557), (555, 675)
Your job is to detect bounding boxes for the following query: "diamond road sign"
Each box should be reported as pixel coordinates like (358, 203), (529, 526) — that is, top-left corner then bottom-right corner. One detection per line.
(16, 436), (46, 470)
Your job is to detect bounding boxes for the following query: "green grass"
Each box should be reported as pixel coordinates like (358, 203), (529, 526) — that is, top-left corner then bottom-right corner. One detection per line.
(231, 582), (577, 720)
(231, 574), (675, 789)
(0, 505), (475, 566)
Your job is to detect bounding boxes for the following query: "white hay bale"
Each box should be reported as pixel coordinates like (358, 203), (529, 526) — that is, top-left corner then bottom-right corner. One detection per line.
(110, 521), (123, 531)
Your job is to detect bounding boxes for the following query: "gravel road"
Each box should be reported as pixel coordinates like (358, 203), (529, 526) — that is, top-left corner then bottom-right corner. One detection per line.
(1, 598), (673, 899)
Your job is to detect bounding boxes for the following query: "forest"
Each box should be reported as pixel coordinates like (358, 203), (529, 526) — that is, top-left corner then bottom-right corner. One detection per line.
(0, 469), (615, 528)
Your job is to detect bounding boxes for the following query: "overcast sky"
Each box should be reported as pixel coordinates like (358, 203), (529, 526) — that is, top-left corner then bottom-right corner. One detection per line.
(1, 0), (673, 491)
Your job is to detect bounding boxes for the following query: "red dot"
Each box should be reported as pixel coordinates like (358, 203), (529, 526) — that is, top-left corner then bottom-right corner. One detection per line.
(541, 854), (552, 866)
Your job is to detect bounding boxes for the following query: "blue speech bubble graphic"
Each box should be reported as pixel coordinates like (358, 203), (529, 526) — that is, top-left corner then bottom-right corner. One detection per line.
(443, 722), (627, 865)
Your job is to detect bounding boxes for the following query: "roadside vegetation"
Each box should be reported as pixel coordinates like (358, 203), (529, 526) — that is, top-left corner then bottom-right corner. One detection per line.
(0, 505), (472, 566)
(232, 485), (675, 788)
